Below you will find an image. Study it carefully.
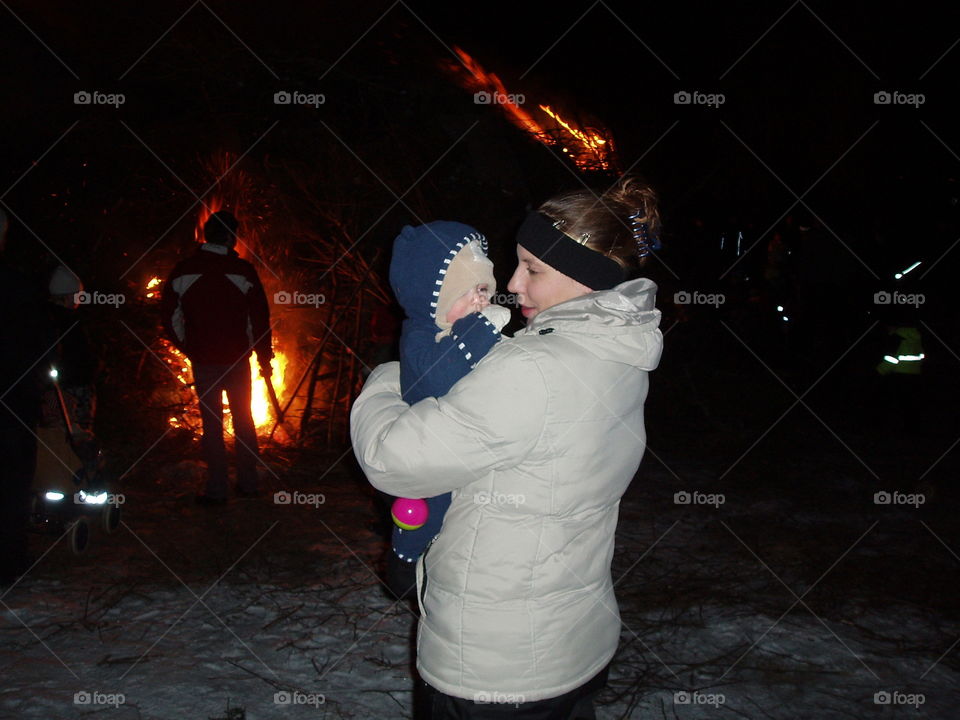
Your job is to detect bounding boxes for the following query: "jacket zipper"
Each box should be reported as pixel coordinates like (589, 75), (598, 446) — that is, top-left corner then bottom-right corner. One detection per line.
(418, 535), (437, 616)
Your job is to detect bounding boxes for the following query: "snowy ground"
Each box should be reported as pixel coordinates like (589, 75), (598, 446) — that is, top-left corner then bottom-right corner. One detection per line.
(2, 415), (958, 719)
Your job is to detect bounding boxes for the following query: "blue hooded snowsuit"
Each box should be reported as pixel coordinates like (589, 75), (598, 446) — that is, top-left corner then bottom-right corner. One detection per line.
(388, 221), (503, 567)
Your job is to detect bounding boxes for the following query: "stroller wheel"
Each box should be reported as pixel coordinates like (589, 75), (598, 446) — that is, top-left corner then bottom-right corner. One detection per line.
(69, 518), (90, 554)
(102, 503), (121, 534)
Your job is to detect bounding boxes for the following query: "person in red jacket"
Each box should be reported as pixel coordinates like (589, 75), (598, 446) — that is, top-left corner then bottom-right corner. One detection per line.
(161, 210), (273, 504)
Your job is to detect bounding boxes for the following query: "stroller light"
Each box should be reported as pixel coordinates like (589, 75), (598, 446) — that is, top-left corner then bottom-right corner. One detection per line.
(77, 490), (108, 505)
(45, 491), (66, 501)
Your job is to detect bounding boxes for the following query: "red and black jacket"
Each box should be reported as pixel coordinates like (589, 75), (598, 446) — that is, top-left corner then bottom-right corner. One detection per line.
(161, 244), (272, 366)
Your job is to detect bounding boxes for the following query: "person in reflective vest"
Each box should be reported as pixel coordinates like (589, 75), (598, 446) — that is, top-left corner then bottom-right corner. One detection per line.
(876, 326), (924, 376)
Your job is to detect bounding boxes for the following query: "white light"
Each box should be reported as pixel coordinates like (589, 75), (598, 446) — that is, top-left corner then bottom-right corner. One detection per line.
(49, 368), (59, 379)
(782, 315), (789, 322)
(894, 273), (903, 280)
(776, 305), (784, 312)
(45, 491), (65, 501)
(898, 261), (921, 278)
(884, 355), (899, 364)
(77, 490), (108, 505)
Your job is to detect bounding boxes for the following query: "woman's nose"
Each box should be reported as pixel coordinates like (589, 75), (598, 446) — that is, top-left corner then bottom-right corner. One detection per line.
(507, 268), (522, 295)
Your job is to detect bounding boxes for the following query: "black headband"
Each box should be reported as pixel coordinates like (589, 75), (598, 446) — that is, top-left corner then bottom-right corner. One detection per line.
(516, 212), (624, 291)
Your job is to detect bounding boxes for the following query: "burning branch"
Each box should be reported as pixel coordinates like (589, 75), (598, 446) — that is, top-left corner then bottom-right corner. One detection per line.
(445, 46), (619, 173)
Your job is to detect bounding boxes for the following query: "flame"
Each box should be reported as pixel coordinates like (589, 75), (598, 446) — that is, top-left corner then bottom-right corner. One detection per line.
(447, 46), (617, 172)
(148, 277), (290, 438)
(538, 104), (612, 171)
(452, 47), (547, 140)
(145, 275), (162, 299)
(247, 350), (288, 430)
(195, 198), (223, 244)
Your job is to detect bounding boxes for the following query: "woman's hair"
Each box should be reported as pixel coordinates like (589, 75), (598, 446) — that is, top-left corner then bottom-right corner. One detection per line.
(538, 175), (660, 274)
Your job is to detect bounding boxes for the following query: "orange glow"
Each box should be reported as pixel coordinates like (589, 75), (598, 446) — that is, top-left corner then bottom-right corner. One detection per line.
(195, 198), (223, 244)
(147, 276), (290, 439)
(447, 46), (617, 172)
(145, 275), (162, 299)
(452, 47), (547, 140)
(247, 349), (288, 430)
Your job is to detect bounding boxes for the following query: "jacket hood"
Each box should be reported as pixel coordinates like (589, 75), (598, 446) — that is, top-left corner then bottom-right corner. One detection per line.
(518, 277), (662, 370)
(389, 221), (487, 322)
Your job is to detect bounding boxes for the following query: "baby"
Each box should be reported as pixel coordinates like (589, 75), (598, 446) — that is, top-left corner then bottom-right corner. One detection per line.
(385, 221), (510, 597)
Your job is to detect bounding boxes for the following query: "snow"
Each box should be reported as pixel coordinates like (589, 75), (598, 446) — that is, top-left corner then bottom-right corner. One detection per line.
(2, 449), (958, 719)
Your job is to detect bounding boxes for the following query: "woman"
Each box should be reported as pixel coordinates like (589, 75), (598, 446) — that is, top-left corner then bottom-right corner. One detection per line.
(351, 177), (663, 719)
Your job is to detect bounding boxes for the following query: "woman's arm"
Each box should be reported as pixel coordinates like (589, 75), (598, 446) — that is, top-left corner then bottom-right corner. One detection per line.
(350, 343), (545, 498)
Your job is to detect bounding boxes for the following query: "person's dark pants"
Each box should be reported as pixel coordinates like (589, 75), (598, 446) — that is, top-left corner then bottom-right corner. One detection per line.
(0, 417), (37, 583)
(193, 362), (259, 499)
(415, 665), (607, 720)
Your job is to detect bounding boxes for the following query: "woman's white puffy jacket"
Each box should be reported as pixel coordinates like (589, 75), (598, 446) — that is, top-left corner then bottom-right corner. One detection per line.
(351, 278), (662, 702)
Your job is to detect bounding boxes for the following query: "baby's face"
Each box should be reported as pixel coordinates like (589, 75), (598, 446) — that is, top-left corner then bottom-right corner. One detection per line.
(445, 283), (492, 324)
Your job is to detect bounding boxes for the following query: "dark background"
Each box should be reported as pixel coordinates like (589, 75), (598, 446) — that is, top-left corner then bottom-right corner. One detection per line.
(2, 1), (958, 487)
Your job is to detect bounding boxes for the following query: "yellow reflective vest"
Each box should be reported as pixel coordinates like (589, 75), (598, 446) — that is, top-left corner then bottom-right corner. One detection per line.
(877, 326), (924, 376)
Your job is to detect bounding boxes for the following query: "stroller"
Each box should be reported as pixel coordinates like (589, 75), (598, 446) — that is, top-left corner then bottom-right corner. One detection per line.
(30, 367), (120, 554)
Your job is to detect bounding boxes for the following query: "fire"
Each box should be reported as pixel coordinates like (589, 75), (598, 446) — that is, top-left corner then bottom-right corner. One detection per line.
(247, 350), (288, 430)
(145, 276), (161, 299)
(145, 276), (290, 437)
(452, 47), (546, 140)
(195, 198), (223, 244)
(447, 46), (618, 172)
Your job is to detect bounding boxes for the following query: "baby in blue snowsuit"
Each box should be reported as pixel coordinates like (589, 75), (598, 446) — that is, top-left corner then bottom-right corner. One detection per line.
(386, 221), (510, 597)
